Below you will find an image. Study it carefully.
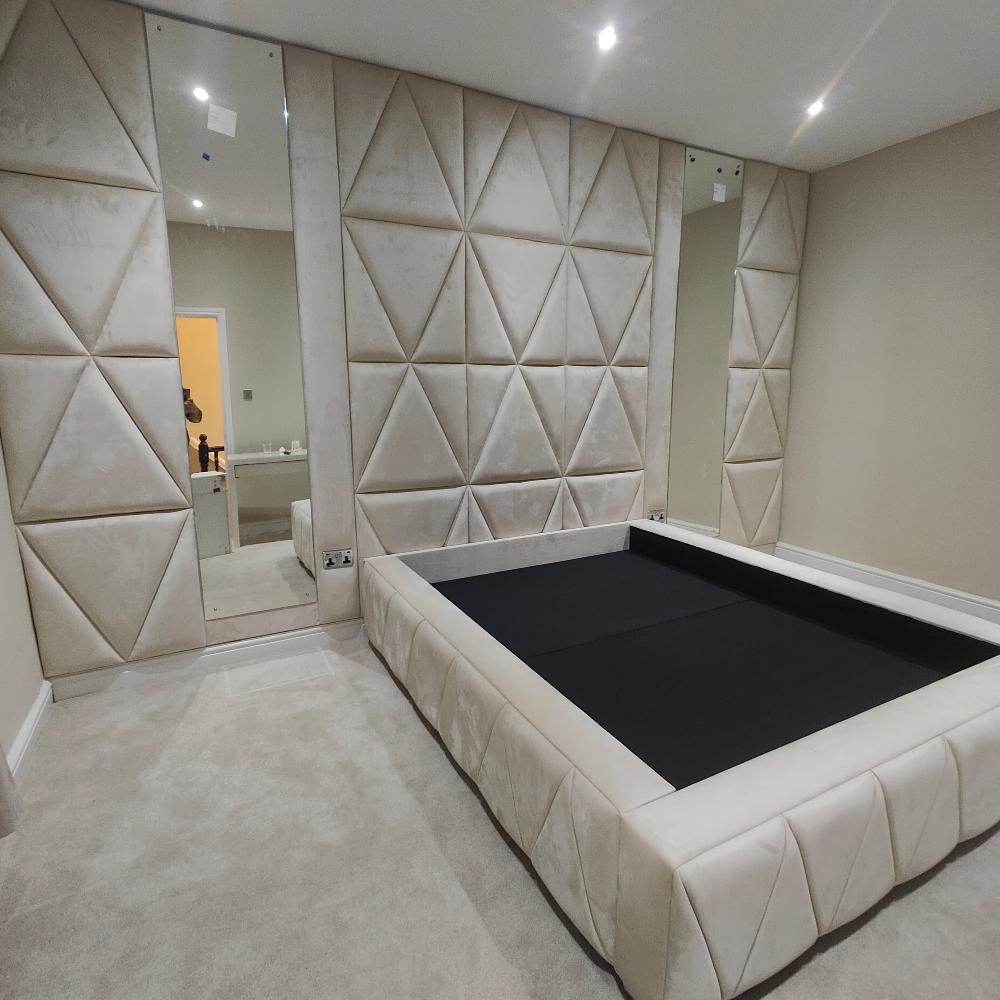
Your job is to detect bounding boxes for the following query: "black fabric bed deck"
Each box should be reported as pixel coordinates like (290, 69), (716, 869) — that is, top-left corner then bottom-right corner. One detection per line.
(434, 528), (999, 789)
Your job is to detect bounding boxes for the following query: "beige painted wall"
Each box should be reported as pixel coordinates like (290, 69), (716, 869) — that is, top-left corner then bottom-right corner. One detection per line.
(167, 223), (307, 456)
(0, 438), (45, 759)
(782, 109), (1000, 600)
(667, 198), (740, 528)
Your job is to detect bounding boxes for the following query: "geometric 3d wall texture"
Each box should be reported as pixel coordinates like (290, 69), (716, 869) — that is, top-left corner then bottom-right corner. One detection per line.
(331, 58), (684, 564)
(0, 0), (205, 675)
(719, 162), (809, 547)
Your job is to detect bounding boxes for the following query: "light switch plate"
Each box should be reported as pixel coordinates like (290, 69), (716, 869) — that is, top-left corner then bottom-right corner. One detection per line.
(322, 548), (354, 570)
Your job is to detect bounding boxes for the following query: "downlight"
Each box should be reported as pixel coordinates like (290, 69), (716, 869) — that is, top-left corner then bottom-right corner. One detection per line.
(597, 24), (617, 51)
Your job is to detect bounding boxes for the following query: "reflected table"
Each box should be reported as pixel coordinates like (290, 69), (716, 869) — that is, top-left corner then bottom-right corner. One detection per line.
(226, 450), (308, 551)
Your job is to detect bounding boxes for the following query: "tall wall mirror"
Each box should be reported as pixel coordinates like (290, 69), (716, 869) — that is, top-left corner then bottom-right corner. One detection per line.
(147, 16), (317, 620)
(666, 147), (744, 535)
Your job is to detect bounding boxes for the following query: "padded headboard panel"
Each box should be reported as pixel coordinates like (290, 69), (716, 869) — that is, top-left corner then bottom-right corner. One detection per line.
(0, 0), (206, 675)
(719, 161), (809, 547)
(324, 57), (685, 565)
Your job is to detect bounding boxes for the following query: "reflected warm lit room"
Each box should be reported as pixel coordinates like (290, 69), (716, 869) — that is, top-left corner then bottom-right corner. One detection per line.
(1, 2), (999, 998)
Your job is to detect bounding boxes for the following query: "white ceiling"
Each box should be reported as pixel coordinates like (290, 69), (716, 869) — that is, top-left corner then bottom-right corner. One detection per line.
(138, 0), (1000, 173)
(146, 14), (292, 230)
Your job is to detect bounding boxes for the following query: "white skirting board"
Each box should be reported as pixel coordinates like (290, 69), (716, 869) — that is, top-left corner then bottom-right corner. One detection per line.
(50, 620), (364, 701)
(774, 542), (1000, 626)
(7, 680), (52, 779)
(665, 518), (719, 537)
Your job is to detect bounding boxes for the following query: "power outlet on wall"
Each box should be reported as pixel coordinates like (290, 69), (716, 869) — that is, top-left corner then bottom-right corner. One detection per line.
(322, 548), (354, 570)
(648, 509), (666, 522)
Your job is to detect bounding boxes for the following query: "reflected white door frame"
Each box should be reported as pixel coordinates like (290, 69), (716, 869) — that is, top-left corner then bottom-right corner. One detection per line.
(176, 306), (238, 550)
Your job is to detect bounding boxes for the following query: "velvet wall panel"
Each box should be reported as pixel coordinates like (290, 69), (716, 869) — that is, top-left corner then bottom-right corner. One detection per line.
(719, 162), (809, 547)
(0, 0), (205, 675)
(302, 56), (686, 567)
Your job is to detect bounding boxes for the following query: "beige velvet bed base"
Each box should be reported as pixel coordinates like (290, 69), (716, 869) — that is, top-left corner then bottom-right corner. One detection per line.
(362, 522), (1000, 1000)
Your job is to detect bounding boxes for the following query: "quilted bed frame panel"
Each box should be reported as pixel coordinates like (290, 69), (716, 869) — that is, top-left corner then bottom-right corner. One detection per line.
(362, 548), (673, 965)
(366, 524), (1000, 1000)
(0, 0), (206, 675)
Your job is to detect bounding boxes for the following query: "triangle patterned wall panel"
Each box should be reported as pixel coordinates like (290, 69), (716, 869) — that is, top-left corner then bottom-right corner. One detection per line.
(344, 219), (464, 362)
(0, 0), (158, 191)
(17, 510), (205, 675)
(465, 91), (568, 243)
(336, 58), (463, 229)
(720, 459), (784, 548)
(720, 160), (808, 547)
(567, 247), (652, 365)
(352, 363), (467, 492)
(468, 365), (563, 484)
(355, 487), (468, 565)
(729, 268), (799, 370)
(569, 119), (658, 254)
(467, 234), (566, 363)
(737, 162), (809, 274)
(0, 356), (189, 520)
(0, 0), (205, 679)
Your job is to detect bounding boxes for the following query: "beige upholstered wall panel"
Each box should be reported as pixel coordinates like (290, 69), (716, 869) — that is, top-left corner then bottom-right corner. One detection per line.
(719, 162), (808, 547)
(329, 57), (683, 563)
(283, 46), (360, 622)
(0, 0), (205, 675)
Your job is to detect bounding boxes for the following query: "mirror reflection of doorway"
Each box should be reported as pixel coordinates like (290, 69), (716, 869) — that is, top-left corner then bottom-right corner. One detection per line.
(175, 306), (317, 619)
(149, 14), (317, 624)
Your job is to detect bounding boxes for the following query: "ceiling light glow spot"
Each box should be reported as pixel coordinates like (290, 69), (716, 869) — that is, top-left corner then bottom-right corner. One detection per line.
(192, 199), (204, 209)
(597, 24), (617, 51)
(193, 86), (209, 102)
(807, 99), (824, 117)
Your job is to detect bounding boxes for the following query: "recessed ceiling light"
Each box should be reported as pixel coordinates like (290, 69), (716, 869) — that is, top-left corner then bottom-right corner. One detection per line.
(597, 24), (617, 51)
(192, 199), (204, 208)
(193, 86), (209, 102)
(807, 99), (824, 117)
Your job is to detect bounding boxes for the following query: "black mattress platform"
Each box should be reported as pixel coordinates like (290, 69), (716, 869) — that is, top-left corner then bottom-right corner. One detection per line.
(435, 528), (999, 789)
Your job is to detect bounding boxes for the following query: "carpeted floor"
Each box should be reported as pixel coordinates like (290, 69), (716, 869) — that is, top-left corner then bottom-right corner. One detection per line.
(2, 628), (999, 1000)
(199, 539), (316, 619)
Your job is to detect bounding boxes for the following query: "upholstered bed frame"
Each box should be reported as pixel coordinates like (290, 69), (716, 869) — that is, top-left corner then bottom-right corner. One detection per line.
(362, 522), (1000, 1000)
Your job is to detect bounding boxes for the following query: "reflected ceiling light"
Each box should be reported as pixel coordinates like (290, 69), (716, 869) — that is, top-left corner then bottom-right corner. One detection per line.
(807, 98), (824, 116)
(192, 198), (204, 208)
(192, 86), (210, 102)
(597, 24), (617, 51)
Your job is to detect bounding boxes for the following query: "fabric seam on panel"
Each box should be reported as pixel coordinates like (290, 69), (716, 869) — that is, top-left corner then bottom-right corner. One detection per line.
(4, 357), (87, 515)
(0, 226), (88, 355)
(570, 126), (616, 241)
(47, 1), (159, 192)
(339, 70), (401, 206)
(732, 819), (790, 994)
(466, 104), (520, 225)
(401, 76), (462, 224)
(17, 527), (123, 657)
(900, 740), (951, 876)
(623, 704), (1000, 864)
(566, 768), (607, 954)
(617, 133), (655, 250)
(127, 509), (188, 657)
(93, 359), (191, 500)
(828, 777), (879, 929)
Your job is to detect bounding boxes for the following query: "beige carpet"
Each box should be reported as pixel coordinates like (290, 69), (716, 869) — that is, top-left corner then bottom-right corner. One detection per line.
(2, 629), (1000, 1000)
(200, 539), (316, 619)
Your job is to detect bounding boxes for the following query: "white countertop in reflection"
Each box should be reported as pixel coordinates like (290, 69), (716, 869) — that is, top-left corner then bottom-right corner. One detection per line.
(227, 449), (308, 466)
